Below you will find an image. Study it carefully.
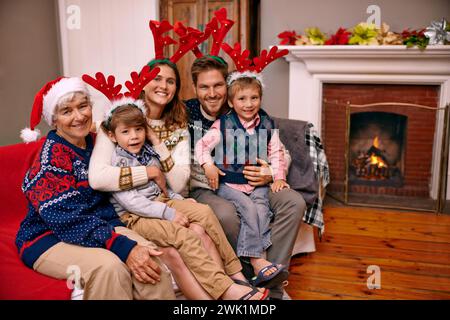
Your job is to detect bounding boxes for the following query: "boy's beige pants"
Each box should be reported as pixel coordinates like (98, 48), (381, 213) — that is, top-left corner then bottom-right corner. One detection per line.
(33, 226), (175, 300)
(120, 198), (241, 299)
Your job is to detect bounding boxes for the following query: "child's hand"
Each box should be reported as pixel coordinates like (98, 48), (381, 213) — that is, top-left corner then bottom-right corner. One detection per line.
(146, 166), (168, 197)
(202, 163), (225, 190)
(146, 125), (161, 146)
(271, 179), (290, 193)
(172, 211), (189, 227)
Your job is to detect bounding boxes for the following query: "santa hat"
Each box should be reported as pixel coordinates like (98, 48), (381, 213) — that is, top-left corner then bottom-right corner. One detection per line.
(20, 77), (88, 143)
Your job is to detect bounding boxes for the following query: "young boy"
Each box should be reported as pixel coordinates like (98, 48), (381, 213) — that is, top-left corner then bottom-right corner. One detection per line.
(195, 72), (290, 289)
(103, 102), (268, 300)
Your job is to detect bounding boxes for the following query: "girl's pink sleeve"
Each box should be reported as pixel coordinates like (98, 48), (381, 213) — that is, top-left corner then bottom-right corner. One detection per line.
(268, 129), (287, 181)
(194, 120), (221, 166)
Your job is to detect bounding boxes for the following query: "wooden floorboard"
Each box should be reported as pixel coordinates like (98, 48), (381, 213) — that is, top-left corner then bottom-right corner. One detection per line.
(285, 205), (450, 300)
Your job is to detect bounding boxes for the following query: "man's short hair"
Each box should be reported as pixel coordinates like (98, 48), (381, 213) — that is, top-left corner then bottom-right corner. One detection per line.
(191, 56), (229, 86)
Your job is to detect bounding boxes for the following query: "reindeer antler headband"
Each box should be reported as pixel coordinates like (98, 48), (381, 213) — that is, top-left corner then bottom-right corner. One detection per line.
(222, 43), (289, 86)
(173, 22), (212, 59)
(152, 8), (234, 66)
(148, 16), (214, 67)
(208, 8), (235, 57)
(82, 65), (160, 127)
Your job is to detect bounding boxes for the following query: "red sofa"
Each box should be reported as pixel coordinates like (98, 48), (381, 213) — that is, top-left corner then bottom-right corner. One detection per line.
(0, 139), (71, 300)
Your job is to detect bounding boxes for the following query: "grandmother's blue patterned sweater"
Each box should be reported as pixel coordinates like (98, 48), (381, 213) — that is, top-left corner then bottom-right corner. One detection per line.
(15, 130), (137, 268)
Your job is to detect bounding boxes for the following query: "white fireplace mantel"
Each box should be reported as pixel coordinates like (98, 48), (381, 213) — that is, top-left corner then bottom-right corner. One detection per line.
(278, 44), (450, 200)
(282, 45), (450, 75)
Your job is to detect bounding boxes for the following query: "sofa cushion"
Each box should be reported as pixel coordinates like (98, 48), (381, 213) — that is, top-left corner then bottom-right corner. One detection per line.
(0, 139), (71, 299)
(273, 117), (319, 207)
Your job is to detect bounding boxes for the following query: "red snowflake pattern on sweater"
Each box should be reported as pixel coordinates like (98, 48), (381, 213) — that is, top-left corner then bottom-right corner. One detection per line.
(26, 172), (75, 209)
(50, 144), (76, 171)
(29, 155), (41, 178)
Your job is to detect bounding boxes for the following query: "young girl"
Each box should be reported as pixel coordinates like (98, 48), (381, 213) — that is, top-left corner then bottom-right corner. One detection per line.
(101, 101), (269, 300)
(195, 71), (290, 288)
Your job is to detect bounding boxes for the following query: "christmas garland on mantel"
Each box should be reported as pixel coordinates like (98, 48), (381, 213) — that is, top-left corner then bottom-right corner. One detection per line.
(278, 19), (450, 50)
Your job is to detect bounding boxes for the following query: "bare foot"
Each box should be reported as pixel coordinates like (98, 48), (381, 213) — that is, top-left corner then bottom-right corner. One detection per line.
(250, 258), (279, 278)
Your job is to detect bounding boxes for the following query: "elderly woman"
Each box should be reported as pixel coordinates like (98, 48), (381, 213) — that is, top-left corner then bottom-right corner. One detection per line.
(16, 77), (177, 300)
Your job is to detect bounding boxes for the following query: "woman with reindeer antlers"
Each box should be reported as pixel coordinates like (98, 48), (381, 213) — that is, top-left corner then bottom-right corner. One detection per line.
(88, 14), (222, 198)
(86, 15), (268, 300)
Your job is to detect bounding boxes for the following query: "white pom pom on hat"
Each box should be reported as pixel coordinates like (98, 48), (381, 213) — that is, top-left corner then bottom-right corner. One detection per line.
(21, 77), (88, 143)
(20, 128), (42, 143)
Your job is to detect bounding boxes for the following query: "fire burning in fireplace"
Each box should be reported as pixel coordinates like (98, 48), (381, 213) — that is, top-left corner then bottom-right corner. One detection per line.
(348, 111), (406, 188)
(352, 136), (390, 180)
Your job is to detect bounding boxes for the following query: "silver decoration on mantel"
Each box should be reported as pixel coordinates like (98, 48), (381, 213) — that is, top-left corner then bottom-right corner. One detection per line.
(424, 18), (450, 45)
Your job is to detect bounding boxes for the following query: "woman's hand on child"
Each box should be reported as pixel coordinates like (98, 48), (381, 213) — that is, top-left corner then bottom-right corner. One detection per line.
(202, 163), (225, 190)
(172, 211), (190, 227)
(126, 245), (163, 284)
(185, 198), (197, 203)
(146, 125), (161, 146)
(271, 179), (290, 193)
(146, 166), (168, 197)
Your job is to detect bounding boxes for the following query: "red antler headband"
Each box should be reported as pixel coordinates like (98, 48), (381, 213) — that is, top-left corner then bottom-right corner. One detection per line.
(82, 65), (160, 126)
(147, 8), (234, 66)
(221, 43), (252, 72)
(148, 8), (233, 63)
(208, 8), (234, 56)
(149, 19), (211, 63)
(222, 43), (289, 86)
(149, 20), (177, 60)
(173, 22), (212, 59)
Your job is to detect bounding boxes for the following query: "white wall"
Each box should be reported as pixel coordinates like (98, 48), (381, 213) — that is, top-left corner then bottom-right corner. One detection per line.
(57, 0), (159, 120)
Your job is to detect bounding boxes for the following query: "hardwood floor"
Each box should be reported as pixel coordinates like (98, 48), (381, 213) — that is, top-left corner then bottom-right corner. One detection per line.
(285, 204), (450, 299)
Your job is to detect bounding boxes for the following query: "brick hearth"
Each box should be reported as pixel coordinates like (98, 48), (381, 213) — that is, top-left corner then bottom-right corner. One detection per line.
(322, 84), (440, 198)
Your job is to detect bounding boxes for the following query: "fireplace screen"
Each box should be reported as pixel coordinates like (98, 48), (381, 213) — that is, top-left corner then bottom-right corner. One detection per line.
(321, 98), (449, 213)
(349, 112), (406, 188)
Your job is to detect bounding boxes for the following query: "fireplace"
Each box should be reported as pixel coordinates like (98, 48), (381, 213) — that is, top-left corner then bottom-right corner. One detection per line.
(322, 84), (442, 208)
(279, 45), (450, 212)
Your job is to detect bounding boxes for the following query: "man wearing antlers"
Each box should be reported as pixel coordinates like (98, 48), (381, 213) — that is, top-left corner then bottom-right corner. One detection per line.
(185, 8), (307, 300)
